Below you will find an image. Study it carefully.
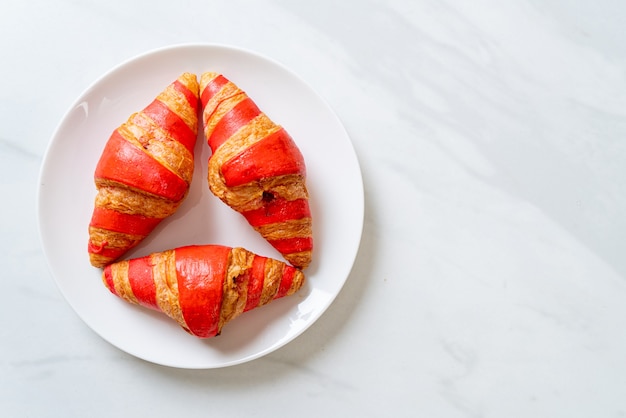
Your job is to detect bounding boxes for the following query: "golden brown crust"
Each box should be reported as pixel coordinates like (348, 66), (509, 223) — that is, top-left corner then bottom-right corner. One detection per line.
(108, 260), (137, 304)
(286, 269), (305, 297)
(208, 173), (309, 213)
(217, 247), (254, 333)
(203, 91), (248, 136)
(90, 253), (112, 270)
(151, 250), (187, 330)
(259, 258), (285, 306)
(88, 226), (144, 268)
(93, 184), (183, 218)
(88, 227), (143, 249)
(120, 113), (195, 184)
(284, 252), (312, 272)
(158, 73), (199, 133)
(254, 218), (312, 241)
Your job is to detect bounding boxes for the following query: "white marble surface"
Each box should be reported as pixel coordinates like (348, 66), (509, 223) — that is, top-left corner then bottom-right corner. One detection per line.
(2, 0), (626, 416)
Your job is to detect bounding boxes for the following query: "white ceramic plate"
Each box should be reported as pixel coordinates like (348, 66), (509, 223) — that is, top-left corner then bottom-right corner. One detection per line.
(37, 44), (363, 369)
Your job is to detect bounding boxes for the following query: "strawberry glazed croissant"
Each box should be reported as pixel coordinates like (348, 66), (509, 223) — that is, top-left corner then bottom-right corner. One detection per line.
(88, 73), (200, 268)
(102, 244), (305, 338)
(199, 72), (313, 269)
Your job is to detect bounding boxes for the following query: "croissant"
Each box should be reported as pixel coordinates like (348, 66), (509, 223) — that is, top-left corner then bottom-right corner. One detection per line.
(102, 244), (305, 338)
(88, 73), (200, 268)
(199, 72), (313, 269)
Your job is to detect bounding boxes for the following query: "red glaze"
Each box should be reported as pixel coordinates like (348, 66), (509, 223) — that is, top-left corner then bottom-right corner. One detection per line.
(127, 256), (159, 310)
(89, 207), (162, 236)
(242, 198), (310, 228)
(94, 131), (188, 201)
(141, 99), (197, 154)
(275, 266), (296, 299)
(88, 242), (127, 260)
(88, 239), (108, 254)
(268, 236), (313, 255)
(175, 245), (230, 337)
(221, 128), (305, 187)
(172, 80), (200, 113)
(102, 265), (118, 296)
(207, 97), (260, 151)
(200, 75), (229, 106)
(244, 255), (266, 312)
